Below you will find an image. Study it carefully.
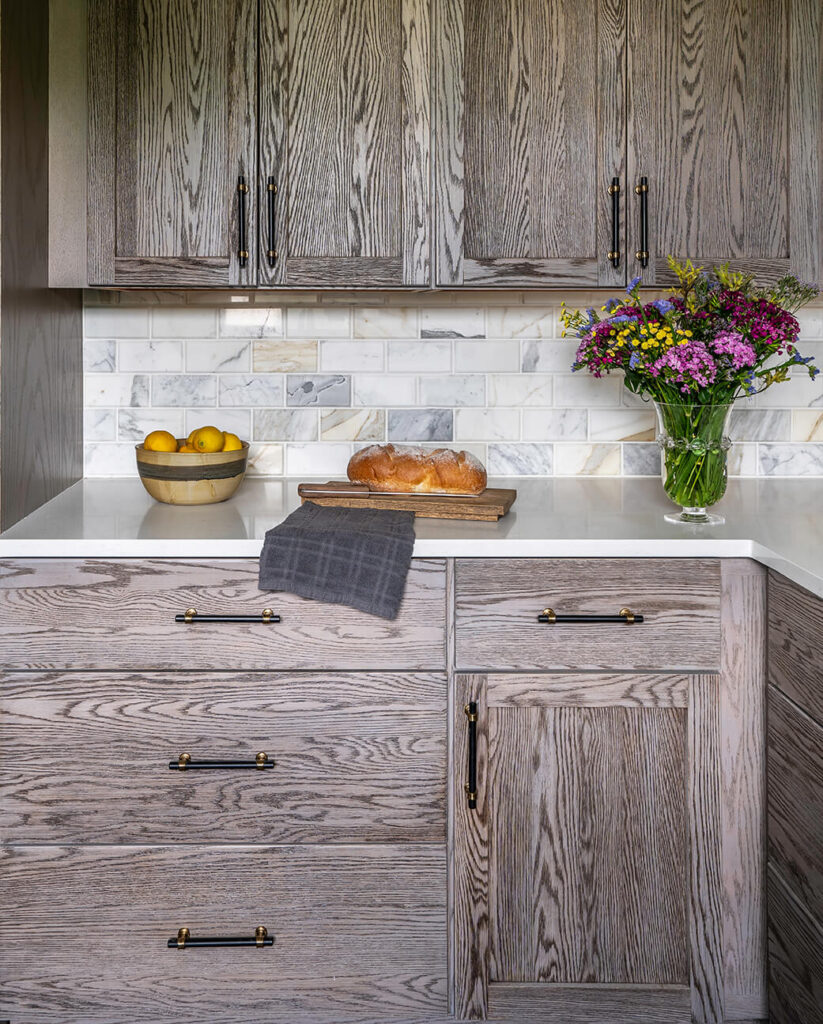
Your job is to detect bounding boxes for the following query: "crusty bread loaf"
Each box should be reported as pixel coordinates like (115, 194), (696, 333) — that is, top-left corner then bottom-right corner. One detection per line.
(347, 444), (487, 495)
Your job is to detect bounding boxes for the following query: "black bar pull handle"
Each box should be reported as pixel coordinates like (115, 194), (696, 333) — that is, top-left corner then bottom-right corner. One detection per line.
(175, 608), (281, 624)
(237, 175), (249, 268)
(266, 176), (278, 267)
(608, 177), (620, 267)
(635, 176), (649, 268)
(464, 702), (478, 810)
(538, 607), (644, 624)
(169, 926), (273, 949)
(170, 752), (274, 771)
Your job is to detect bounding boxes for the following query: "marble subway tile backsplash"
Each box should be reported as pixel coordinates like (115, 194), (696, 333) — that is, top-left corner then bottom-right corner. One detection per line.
(83, 298), (823, 478)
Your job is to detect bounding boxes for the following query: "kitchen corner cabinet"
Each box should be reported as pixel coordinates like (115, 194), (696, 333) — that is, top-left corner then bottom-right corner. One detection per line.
(87, 0), (430, 289)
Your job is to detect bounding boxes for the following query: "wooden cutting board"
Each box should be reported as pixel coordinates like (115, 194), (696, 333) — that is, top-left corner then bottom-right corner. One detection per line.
(297, 481), (517, 521)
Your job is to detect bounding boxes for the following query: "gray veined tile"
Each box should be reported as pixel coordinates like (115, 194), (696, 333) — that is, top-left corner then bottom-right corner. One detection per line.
(420, 308), (485, 338)
(418, 374), (485, 407)
(622, 442), (660, 476)
(254, 409), (318, 442)
(488, 443), (553, 476)
(321, 408), (385, 441)
(759, 443), (823, 476)
(151, 374), (217, 407)
(286, 374), (351, 407)
(84, 408), (116, 441)
(219, 374), (283, 407)
(522, 409), (587, 441)
(219, 307), (284, 338)
(388, 409), (454, 442)
(83, 339), (116, 373)
(729, 408), (791, 442)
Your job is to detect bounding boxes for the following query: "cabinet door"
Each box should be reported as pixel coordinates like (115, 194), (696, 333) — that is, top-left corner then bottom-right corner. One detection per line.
(88, 0), (257, 287)
(434, 0), (626, 288)
(259, 0), (431, 288)
(628, 0), (822, 286)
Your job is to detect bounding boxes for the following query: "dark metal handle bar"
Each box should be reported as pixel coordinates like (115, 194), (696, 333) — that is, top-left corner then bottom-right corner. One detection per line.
(170, 752), (273, 771)
(174, 608), (280, 624)
(538, 607), (644, 624)
(608, 177), (620, 267)
(266, 176), (278, 267)
(464, 702), (478, 810)
(169, 926), (272, 949)
(635, 176), (648, 267)
(237, 175), (249, 268)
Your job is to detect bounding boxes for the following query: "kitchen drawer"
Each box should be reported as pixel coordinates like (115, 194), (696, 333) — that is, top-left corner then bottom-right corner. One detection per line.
(454, 558), (721, 671)
(769, 569), (823, 727)
(0, 843), (448, 1024)
(0, 558), (446, 671)
(0, 671), (446, 844)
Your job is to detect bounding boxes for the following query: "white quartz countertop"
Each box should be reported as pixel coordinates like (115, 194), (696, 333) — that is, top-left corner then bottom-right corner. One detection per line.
(1, 476), (822, 598)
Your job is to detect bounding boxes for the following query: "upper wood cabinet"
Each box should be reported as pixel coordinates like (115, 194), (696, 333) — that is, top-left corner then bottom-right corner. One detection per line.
(88, 0), (258, 288)
(258, 0), (431, 288)
(433, 0), (626, 289)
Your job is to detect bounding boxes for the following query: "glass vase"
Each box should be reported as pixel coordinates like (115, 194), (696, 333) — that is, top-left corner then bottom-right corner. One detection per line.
(654, 401), (733, 524)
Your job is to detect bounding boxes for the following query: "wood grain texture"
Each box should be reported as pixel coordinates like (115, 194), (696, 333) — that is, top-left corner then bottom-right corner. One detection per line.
(627, 0), (818, 285)
(1, 0), (83, 529)
(452, 673), (489, 1018)
(298, 484), (516, 521)
(767, 685), (823, 925)
(768, 569), (823, 727)
(0, 843), (448, 1023)
(89, 0), (257, 286)
(432, 0), (464, 285)
(767, 862), (823, 1024)
(486, 983), (691, 1024)
(0, 671), (446, 844)
(487, 672), (689, 708)
(488, 704), (688, 984)
(719, 560), (767, 1020)
(454, 558), (722, 671)
(688, 673), (724, 1024)
(0, 558), (446, 670)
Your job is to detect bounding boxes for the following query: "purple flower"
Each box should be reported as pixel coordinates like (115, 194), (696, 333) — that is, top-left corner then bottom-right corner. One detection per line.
(709, 330), (757, 369)
(652, 340), (718, 393)
(626, 276), (642, 293)
(651, 298), (674, 314)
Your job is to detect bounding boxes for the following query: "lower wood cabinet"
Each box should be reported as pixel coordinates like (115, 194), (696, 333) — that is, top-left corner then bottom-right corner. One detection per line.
(0, 843), (448, 1024)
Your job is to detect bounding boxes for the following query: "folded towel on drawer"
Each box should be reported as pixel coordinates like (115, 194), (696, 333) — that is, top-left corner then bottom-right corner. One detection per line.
(259, 501), (416, 620)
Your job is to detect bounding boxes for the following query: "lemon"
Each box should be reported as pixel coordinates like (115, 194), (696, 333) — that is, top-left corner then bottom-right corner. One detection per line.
(222, 431), (243, 452)
(177, 443), (198, 453)
(143, 430), (178, 453)
(186, 428), (198, 446)
(191, 425), (225, 453)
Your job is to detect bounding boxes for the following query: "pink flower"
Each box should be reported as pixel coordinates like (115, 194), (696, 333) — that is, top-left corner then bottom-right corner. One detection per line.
(709, 330), (757, 369)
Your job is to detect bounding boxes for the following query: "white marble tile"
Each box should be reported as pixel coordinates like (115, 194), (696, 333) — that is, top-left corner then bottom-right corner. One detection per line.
(621, 443), (660, 476)
(320, 340), (385, 372)
(522, 409), (588, 441)
(728, 409), (791, 442)
(254, 409), (318, 442)
(84, 339), (116, 373)
(488, 443), (553, 476)
(759, 443), (823, 476)
(728, 442), (758, 476)
(84, 443), (138, 476)
(118, 408), (184, 441)
(388, 409), (454, 442)
(285, 443), (352, 476)
(353, 307), (417, 338)
(186, 341), (250, 373)
(84, 306), (149, 338)
(521, 339), (578, 372)
(553, 373), (623, 407)
(84, 408), (116, 441)
(85, 373), (149, 408)
(151, 375), (217, 407)
(253, 339), (318, 373)
(488, 374), (553, 407)
(792, 409), (823, 441)
(796, 307), (823, 339)
(219, 374), (283, 407)
(554, 443), (621, 476)
(388, 340), (451, 373)
(755, 374), (823, 407)
(219, 307), (284, 338)
(287, 307), (351, 338)
(119, 340), (184, 373)
(487, 307), (555, 338)
(152, 308), (217, 338)
(286, 374), (350, 407)
(455, 408), (520, 441)
(184, 408), (251, 440)
(353, 374), (417, 407)
(589, 409), (656, 442)
(320, 408), (385, 441)
(418, 374), (485, 406)
(455, 340), (519, 372)
(420, 308), (484, 338)
(247, 443), (284, 476)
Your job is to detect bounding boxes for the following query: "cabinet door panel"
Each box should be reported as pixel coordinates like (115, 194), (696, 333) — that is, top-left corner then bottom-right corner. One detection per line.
(435, 0), (626, 288)
(88, 0), (257, 287)
(259, 0), (430, 288)
(628, 0), (822, 285)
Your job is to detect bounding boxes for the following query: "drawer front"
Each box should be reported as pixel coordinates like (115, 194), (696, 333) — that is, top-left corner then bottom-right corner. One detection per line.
(454, 558), (721, 671)
(0, 671), (446, 844)
(0, 558), (446, 670)
(768, 862), (823, 1024)
(0, 844), (448, 1024)
(769, 570), (823, 727)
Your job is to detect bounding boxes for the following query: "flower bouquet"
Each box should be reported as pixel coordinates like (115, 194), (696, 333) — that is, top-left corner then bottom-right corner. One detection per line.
(561, 259), (820, 523)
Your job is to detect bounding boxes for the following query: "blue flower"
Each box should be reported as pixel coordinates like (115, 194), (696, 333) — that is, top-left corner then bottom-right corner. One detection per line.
(791, 352), (814, 365)
(604, 298), (621, 312)
(626, 276), (642, 293)
(652, 299), (674, 314)
(629, 352), (641, 369)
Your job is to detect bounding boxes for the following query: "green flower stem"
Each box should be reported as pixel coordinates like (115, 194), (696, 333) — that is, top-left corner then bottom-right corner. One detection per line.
(656, 402), (732, 511)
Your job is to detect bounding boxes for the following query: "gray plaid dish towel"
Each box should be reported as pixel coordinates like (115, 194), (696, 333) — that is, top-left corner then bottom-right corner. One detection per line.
(258, 501), (416, 620)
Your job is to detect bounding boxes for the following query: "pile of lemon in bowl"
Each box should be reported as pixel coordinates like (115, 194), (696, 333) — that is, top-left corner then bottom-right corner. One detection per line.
(143, 425), (244, 454)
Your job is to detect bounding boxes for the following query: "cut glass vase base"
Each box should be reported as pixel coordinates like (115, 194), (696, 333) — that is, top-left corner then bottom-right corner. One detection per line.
(664, 509), (725, 526)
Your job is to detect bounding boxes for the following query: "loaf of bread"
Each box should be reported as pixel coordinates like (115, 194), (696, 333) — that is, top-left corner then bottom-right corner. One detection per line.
(347, 444), (487, 495)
